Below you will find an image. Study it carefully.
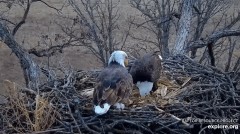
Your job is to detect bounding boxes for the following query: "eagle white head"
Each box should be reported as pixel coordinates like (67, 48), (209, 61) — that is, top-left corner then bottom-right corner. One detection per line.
(108, 50), (128, 67)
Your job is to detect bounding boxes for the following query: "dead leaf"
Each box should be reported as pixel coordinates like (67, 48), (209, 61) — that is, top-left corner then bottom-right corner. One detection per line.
(80, 88), (94, 98)
(160, 85), (167, 97)
(138, 100), (145, 104)
(158, 78), (180, 88)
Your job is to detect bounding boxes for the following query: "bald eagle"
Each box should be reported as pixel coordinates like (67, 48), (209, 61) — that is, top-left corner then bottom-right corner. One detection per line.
(129, 52), (162, 96)
(93, 50), (133, 115)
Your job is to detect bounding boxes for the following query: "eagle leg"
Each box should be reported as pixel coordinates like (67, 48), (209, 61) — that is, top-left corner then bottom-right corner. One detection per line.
(150, 81), (158, 94)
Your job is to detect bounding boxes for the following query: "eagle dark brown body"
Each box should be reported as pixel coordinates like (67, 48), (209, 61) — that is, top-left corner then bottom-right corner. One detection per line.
(129, 53), (162, 96)
(93, 51), (133, 115)
(93, 64), (133, 106)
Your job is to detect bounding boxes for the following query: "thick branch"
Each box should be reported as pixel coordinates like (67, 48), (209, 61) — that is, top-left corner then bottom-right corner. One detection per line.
(207, 43), (215, 66)
(189, 29), (240, 49)
(0, 23), (40, 89)
(29, 46), (64, 57)
(28, 38), (84, 57)
(173, 0), (194, 55)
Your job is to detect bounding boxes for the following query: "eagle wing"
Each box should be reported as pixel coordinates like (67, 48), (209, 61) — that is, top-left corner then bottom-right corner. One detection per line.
(93, 65), (133, 107)
(150, 53), (162, 81)
(130, 53), (162, 83)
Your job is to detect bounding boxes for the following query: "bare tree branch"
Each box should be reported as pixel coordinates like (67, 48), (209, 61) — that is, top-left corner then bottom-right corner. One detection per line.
(32, 0), (65, 12)
(0, 22), (40, 89)
(6, 0), (64, 36)
(190, 0), (230, 58)
(12, 0), (31, 36)
(189, 29), (240, 50)
(233, 57), (240, 72)
(64, 0), (124, 66)
(0, 18), (16, 25)
(130, 0), (181, 58)
(225, 37), (236, 72)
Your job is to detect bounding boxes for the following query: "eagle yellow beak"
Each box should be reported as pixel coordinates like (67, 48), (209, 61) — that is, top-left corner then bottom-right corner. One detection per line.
(124, 59), (128, 67)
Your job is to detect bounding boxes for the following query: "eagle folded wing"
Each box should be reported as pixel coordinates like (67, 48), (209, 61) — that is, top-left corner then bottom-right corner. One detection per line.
(129, 53), (162, 96)
(93, 67), (133, 115)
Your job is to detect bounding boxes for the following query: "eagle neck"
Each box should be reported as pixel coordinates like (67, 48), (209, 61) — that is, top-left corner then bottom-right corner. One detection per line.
(109, 60), (125, 67)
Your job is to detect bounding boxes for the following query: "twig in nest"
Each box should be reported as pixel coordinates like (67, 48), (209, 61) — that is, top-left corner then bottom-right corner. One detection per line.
(20, 87), (37, 95)
(106, 119), (154, 134)
(153, 105), (191, 127)
(67, 102), (81, 134)
(77, 111), (100, 134)
(32, 128), (66, 134)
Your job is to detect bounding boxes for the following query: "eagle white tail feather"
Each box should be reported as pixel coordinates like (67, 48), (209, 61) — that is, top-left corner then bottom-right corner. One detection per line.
(94, 103), (111, 115)
(136, 81), (153, 96)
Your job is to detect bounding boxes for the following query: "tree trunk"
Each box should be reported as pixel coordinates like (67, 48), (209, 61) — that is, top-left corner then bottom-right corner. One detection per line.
(173, 0), (194, 55)
(0, 23), (40, 90)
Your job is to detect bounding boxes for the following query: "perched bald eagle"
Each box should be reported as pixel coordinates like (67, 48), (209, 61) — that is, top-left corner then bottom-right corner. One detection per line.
(93, 50), (133, 115)
(129, 52), (162, 96)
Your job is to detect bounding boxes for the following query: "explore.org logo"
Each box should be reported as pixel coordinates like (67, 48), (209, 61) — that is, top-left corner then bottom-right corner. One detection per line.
(182, 118), (239, 130)
(208, 124), (238, 130)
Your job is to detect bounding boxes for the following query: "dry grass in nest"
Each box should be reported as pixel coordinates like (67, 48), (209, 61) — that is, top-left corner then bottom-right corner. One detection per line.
(1, 80), (58, 133)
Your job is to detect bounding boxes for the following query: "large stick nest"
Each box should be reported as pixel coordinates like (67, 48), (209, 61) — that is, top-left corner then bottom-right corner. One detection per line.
(1, 55), (240, 134)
